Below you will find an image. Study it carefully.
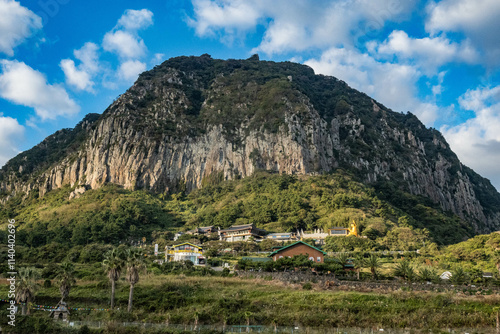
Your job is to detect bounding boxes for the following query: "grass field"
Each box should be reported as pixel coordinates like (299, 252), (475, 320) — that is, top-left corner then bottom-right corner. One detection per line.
(1, 274), (499, 332)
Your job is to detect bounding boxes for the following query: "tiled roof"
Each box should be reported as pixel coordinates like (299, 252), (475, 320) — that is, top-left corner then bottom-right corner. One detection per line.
(173, 242), (202, 249)
(268, 241), (326, 257)
(220, 224), (265, 233)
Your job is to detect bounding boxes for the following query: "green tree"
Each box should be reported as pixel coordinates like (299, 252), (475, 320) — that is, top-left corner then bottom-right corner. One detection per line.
(418, 266), (439, 283)
(494, 250), (500, 276)
(56, 262), (76, 304)
(292, 254), (313, 269)
(450, 266), (469, 285)
(125, 248), (146, 312)
(393, 259), (415, 281)
(352, 254), (364, 280)
(364, 254), (381, 279)
(102, 248), (124, 310)
(15, 267), (40, 315)
(335, 252), (350, 268)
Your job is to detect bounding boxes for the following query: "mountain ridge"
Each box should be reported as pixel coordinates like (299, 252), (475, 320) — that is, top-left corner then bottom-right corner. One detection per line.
(1, 54), (499, 234)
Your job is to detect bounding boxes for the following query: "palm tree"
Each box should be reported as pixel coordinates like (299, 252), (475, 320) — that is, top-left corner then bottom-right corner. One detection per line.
(103, 248), (124, 310)
(450, 266), (469, 285)
(352, 254), (364, 280)
(364, 254), (381, 280)
(15, 267), (39, 315)
(494, 251), (500, 276)
(244, 311), (253, 332)
(125, 248), (145, 312)
(335, 252), (350, 268)
(194, 310), (200, 331)
(418, 266), (439, 283)
(56, 262), (76, 304)
(493, 306), (500, 333)
(393, 259), (415, 281)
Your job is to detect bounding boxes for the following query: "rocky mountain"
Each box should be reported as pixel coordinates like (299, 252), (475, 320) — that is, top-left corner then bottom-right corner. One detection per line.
(1, 54), (499, 234)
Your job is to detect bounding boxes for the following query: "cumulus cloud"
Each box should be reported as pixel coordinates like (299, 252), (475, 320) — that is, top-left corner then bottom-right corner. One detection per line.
(188, 0), (416, 54)
(103, 8), (153, 60)
(0, 0), (42, 56)
(60, 59), (93, 91)
(426, 0), (500, 64)
(74, 42), (100, 73)
(188, 0), (261, 37)
(60, 42), (99, 91)
(61, 9), (153, 91)
(103, 30), (146, 59)
(0, 115), (24, 167)
(305, 48), (439, 126)
(0, 60), (80, 120)
(374, 30), (478, 74)
(441, 86), (500, 190)
(118, 60), (146, 81)
(117, 9), (154, 31)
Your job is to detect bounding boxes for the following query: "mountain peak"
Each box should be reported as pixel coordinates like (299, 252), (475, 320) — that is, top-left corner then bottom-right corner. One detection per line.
(1, 55), (499, 233)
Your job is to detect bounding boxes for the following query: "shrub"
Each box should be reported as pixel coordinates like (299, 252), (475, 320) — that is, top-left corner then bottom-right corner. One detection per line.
(302, 282), (313, 290)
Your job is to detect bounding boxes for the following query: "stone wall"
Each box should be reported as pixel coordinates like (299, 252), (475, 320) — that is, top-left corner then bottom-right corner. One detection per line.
(236, 271), (500, 294)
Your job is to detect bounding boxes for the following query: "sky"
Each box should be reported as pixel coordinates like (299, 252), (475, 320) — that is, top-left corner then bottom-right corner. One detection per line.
(0, 0), (499, 191)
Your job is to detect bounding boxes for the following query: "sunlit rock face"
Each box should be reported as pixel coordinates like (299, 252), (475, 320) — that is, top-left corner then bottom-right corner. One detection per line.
(1, 55), (499, 233)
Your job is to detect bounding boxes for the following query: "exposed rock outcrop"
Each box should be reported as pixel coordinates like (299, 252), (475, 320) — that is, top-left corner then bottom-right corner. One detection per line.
(1, 55), (499, 233)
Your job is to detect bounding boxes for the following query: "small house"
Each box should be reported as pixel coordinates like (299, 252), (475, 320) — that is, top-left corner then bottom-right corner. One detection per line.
(268, 241), (327, 263)
(165, 242), (206, 265)
(483, 272), (493, 279)
(188, 226), (218, 236)
(327, 227), (350, 236)
(328, 220), (359, 237)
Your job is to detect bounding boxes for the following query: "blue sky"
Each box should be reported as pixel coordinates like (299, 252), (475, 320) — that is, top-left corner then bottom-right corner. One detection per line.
(0, 0), (499, 190)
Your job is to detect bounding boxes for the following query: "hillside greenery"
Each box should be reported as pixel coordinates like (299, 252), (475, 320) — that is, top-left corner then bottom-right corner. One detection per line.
(0, 171), (472, 259)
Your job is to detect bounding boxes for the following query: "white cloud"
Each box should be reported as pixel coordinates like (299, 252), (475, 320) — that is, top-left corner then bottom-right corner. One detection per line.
(0, 115), (24, 167)
(441, 86), (500, 190)
(151, 53), (165, 65)
(74, 42), (100, 73)
(431, 71), (446, 96)
(188, 0), (416, 54)
(458, 86), (500, 111)
(118, 60), (146, 81)
(60, 42), (99, 91)
(60, 59), (94, 91)
(375, 30), (478, 74)
(0, 0), (42, 56)
(103, 8), (153, 60)
(188, 0), (261, 37)
(103, 30), (146, 59)
(117, 9), (154, 31)
(0, 60), (80, 120)
(426, 0), (500, 64)
(305, 48), (439, 125)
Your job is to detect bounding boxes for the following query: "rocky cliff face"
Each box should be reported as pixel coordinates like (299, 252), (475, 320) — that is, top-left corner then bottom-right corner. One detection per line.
(1, 54), (499, 233)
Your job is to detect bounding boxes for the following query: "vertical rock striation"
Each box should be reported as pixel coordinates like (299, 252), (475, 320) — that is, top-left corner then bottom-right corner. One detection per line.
(1, 55), (499, 233)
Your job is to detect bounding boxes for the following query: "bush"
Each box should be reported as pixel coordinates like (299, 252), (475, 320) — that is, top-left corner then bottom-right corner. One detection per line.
(302, 282), (313, 290)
